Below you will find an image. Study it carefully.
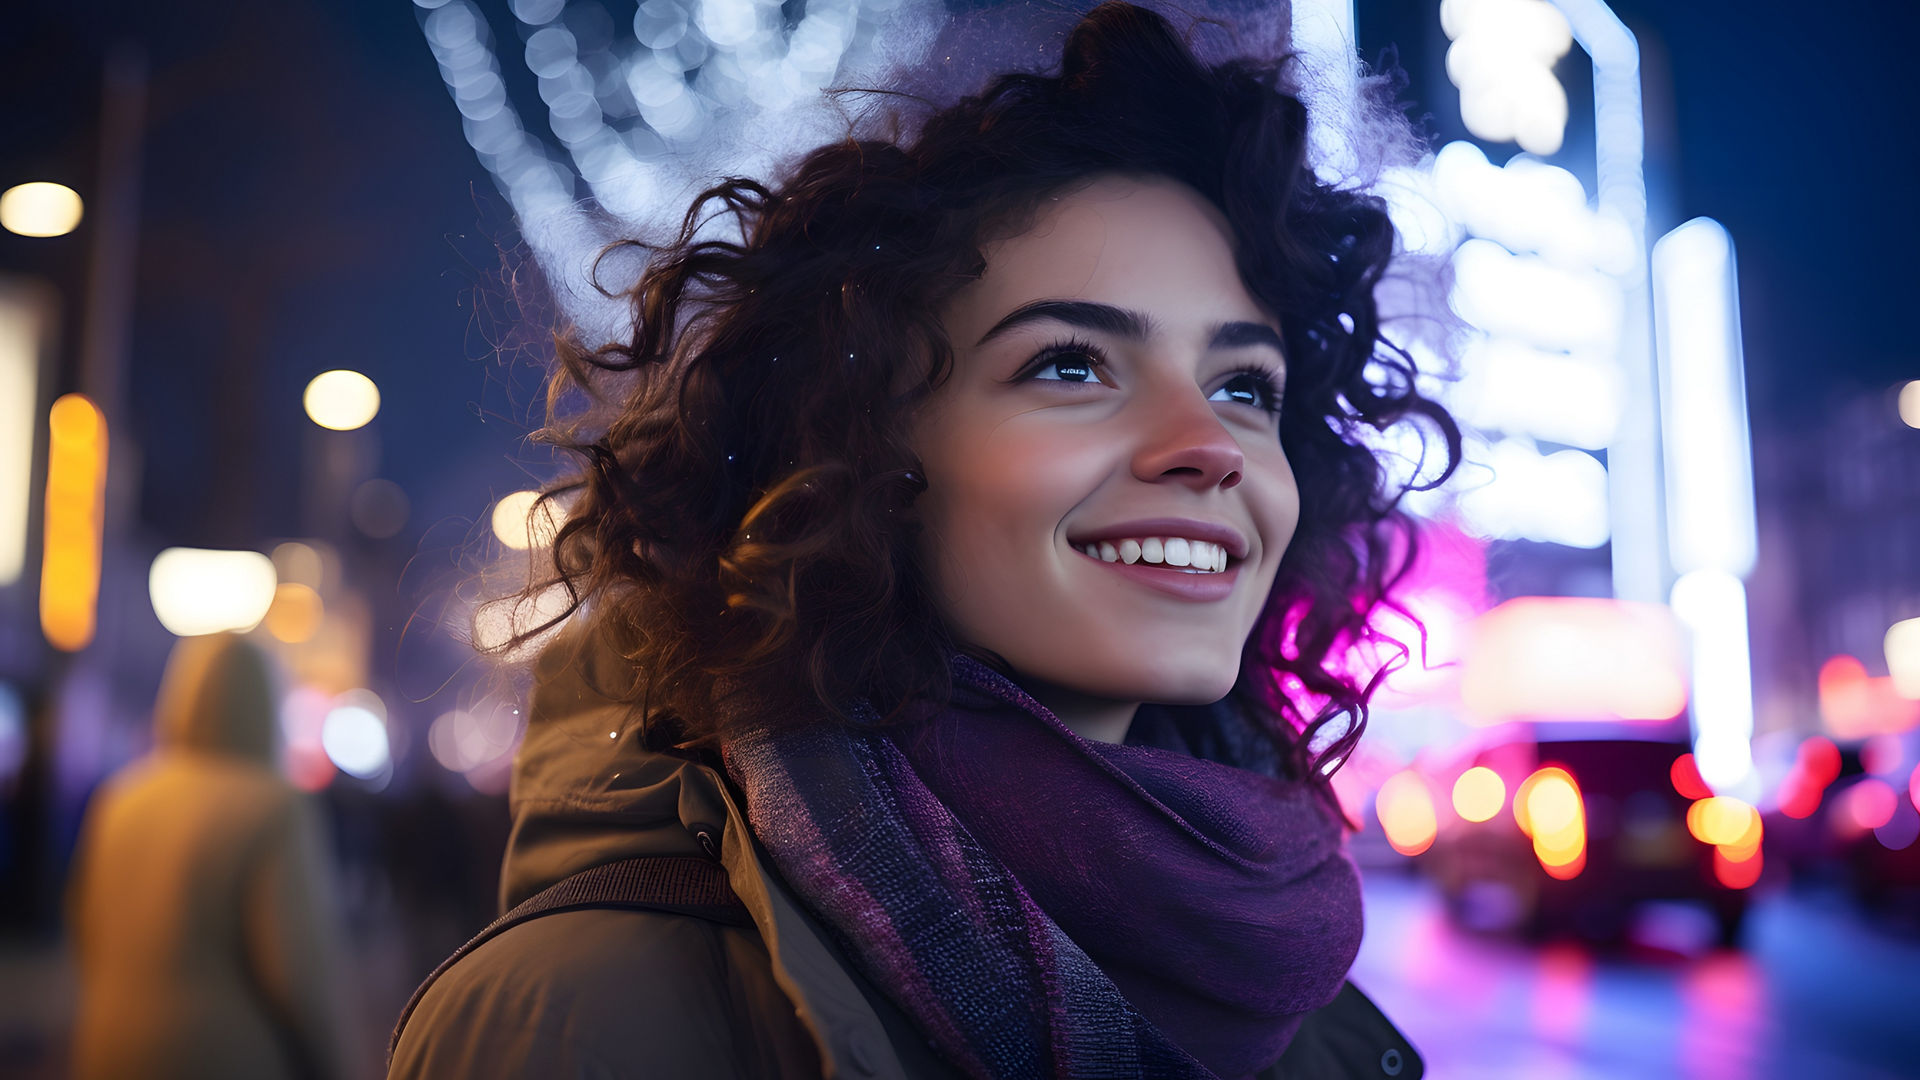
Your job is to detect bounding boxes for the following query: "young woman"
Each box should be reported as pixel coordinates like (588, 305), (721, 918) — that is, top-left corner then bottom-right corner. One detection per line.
(392, 3), (1458, 1077)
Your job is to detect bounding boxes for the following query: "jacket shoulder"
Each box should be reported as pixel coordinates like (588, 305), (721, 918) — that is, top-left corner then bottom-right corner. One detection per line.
(390, 907), (822, 1080)
(1262, 981), (1422, 1080)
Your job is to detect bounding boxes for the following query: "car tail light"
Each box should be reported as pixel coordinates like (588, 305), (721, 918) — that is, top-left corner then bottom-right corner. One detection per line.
(1517, 767), (1586, 880)
(1377, 770), (1438, 856)
(1713, 846), (1762, 889)
(1670, 753), (1713, 800)
(1686, 794), (1764, 887)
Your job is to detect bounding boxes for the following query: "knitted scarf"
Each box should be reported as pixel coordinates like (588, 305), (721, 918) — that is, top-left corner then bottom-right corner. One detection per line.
(720, 655), (1363, 1079)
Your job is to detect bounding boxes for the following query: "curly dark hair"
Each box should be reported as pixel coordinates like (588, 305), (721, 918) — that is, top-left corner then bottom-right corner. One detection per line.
(503, 0), (1460, 784)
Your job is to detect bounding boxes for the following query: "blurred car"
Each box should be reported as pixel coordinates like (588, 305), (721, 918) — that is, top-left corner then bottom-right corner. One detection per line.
(1766, 734), (1920, 929)
(1418, 733), (1758, 946)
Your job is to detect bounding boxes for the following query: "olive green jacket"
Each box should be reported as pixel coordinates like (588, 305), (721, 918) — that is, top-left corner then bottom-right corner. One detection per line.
(389, 638), (1419, 1079)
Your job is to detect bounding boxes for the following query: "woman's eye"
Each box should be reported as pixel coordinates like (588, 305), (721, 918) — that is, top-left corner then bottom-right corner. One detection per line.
(1211, 371), (1280, 411)
(1028, 351), (1100, 383)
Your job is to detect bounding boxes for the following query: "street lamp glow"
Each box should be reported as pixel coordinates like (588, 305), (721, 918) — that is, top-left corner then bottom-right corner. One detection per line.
(491, 489), (563, 549)
(302, 370), (381, 431)
(1887, 617), (1920, 700)
(148, 547), (278, 637)
(0, 183), (84, 238)
(1900, 380), (1920, 430)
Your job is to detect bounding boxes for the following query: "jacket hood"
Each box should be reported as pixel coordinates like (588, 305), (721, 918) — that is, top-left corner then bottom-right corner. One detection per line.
(499, 624), (732, 911)
(153, 632), (279, 763)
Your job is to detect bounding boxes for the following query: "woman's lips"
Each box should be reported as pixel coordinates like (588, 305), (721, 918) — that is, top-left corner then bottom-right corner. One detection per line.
(1073, 547), (1240, 601)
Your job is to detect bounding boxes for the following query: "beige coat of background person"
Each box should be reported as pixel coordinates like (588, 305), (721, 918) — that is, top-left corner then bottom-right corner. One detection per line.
(67, 633), (355, 1080)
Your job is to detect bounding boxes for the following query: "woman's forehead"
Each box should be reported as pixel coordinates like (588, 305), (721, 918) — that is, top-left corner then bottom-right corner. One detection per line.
(949, 174), (1267, 344)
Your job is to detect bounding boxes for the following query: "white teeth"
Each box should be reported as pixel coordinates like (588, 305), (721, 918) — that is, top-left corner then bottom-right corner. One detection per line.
(1163, 537), (1191, 567)
(1075, 536), (1233, 573)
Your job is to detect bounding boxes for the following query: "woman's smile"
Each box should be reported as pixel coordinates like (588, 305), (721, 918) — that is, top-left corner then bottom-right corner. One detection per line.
(1070, 542), (1245, 601)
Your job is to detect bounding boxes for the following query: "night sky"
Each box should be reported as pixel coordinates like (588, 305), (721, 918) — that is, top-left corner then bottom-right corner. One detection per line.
(4, 0), (1915, 558)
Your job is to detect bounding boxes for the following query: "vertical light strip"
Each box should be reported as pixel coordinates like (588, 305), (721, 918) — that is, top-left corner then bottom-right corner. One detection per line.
(1669, 569), (1756, 796)
(40, 394), (109, 651)
(0, 284), (45, 586)
(1653, 218), (1756, 576)
(1653, 217), (1756, 796)
(1547, 0), (1664, 604)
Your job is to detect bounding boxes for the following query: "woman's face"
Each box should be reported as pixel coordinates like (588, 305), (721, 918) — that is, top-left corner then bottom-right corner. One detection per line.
(911, 173), (1299, 741)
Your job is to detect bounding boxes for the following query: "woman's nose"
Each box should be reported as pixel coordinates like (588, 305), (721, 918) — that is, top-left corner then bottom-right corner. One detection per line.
(1128, 388), (1245, 491)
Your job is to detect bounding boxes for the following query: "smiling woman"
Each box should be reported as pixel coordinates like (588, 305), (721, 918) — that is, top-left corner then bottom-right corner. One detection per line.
(394, 3), (1458, 1078)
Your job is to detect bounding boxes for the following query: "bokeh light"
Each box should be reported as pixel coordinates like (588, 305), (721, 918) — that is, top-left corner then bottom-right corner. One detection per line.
(1884, 616), (1920, 698)
(302, 370), (381, 431)
(1670, 753), (1713, 801)
(1377, 770), (1438, 856)
(471, 581), (574, 662)
(320, 689), (390, 779)
(1461, 598), (1687, 724)
(1518, 767), (1586, 879)
(0, 182), (84, 237)
(39, 394), (108, 651)
(1899, 380), (1920, 430)
(1451, 766), (1506, 823)
(271, 540), (326, 588)
(427, 700), (526, 791)
(1687, 796), (1760, 848)
(147, 548), (278, 637)
(264, 582), (325, 644)
(1817, 654), (1920, 738)
(1712, 845), (1762, 890)
(1843, 779), (1898, 832)
(491, 489), (563, 550)
(280, 687), (335, 792)
(1778, 736), (1841, 820)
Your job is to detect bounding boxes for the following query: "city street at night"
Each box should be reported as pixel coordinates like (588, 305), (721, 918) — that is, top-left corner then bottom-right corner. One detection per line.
(4, 0), (1919, 1076)
(1354, 869), (1920, 1079)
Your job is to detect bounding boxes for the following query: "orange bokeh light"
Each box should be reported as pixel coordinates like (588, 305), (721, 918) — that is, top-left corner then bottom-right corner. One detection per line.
(1518, 767), (1586, 878)
(1377, 770), (1438, 856)
(1451, 766), (1506, 823)
(1687, 796), (1760, 847)
(39, 393), (108, 652)
(1461, 598), (1687, 724)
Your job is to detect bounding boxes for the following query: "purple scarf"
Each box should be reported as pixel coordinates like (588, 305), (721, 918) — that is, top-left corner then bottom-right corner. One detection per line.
(721, 655), (1362, 1079)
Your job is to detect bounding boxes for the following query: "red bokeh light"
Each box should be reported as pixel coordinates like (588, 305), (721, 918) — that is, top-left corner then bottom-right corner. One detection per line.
(1670, 753), (1713, 800)
(1799, 736), (1841, 786)
(1713, 846), (1762, 890)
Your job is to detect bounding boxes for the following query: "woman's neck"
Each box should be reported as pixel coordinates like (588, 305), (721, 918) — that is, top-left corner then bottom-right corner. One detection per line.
(1021, 678), (1139, 744)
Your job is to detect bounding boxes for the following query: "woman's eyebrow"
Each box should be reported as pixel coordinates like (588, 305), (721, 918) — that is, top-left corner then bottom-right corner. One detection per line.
(976, 299), (1152, 345)
(975, 298), (1284, 357)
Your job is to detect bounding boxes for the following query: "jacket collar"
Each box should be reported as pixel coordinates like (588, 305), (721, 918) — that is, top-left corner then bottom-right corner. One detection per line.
(505, 626), (913, 1078)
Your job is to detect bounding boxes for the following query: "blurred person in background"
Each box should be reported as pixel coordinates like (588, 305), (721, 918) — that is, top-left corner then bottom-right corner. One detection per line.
(67, 632), (355, 1079)
(391, 2), (1456, 1077)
